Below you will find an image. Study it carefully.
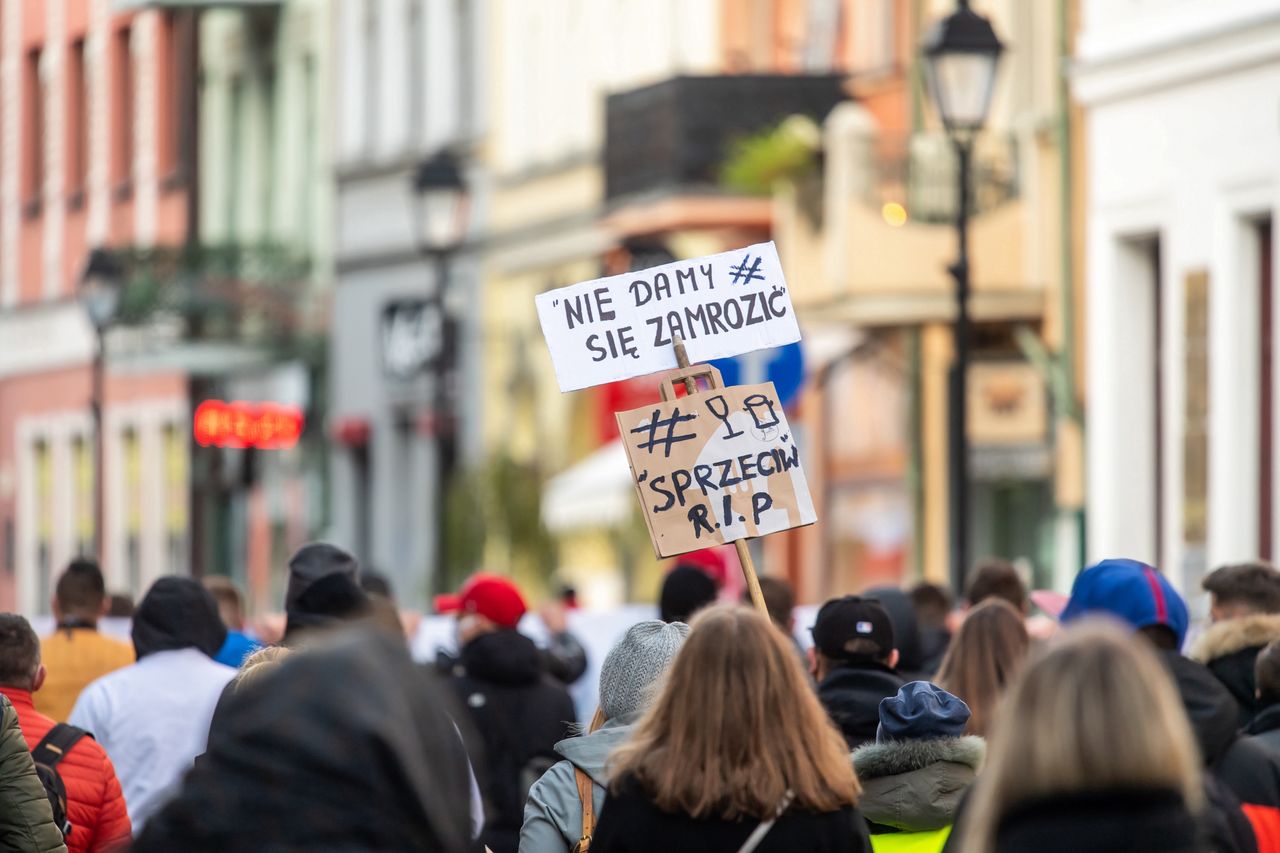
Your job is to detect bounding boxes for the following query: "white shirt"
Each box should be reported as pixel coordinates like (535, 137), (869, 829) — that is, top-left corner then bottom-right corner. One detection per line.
(69, 647), (236, 832)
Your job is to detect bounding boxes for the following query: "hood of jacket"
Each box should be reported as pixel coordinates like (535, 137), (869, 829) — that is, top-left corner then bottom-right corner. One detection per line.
(134, 629), (475, 853)
(1248, 703), (1280, 737)
(995, 787), (1200, 853)
(1162, 650), (1240, 766)
(554, 717), (635, 788)
(852, 736), (984, 831)
(1190, 613), (1280, 663)
(817, 664), (906, 748)
(131, 576), (226, 660)
(460, 628), (544, 686)
(284, 542), (360, 612)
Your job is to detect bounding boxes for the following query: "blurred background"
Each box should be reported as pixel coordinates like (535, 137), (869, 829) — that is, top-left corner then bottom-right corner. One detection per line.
(0, 0), (1272, 619)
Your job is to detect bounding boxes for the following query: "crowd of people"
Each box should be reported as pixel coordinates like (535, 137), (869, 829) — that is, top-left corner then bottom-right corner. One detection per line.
(1, 550), (1280, 851)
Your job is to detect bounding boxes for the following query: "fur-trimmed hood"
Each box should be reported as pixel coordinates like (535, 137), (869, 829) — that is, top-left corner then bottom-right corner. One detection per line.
(851, 736), (985, 832)
(1189, 613), (1280, 663)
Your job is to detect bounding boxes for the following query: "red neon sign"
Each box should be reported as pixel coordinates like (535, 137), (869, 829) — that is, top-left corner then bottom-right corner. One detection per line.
(193, 400), (305, 450)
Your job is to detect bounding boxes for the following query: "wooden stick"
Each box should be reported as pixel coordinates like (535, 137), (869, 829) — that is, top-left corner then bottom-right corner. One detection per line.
(671, 335), (770, 618)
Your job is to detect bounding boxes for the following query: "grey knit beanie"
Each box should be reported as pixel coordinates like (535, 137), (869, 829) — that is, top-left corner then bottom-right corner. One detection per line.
(598, 620), (691, 721)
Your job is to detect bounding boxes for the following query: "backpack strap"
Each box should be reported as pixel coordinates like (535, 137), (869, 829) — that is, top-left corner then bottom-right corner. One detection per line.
(572, 767), (595, 853)
(32, 723), (88, 769)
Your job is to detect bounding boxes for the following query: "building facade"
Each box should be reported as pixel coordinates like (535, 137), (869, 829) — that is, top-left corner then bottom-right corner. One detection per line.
(0, 0), (194, 613)
(1074, 0), (1280, 601)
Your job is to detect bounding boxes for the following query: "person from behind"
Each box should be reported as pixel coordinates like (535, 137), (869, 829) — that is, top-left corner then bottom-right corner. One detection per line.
(35, 560), (134, 723)
(202, 576), (262, 668)
(964, 557), (1029, 615)
(658, 564), (718, 624)
(811, 596), (906, 748)
(956, 620), (1205, 853)
(934, 599), (1030, 737)
(1060, 558), (1280, 835)
(359, 569), (407, 640)
(133, 629), (477, 853)
(865, 587), (927, 678)
(435, 573), (576, 853)
(520, 620), (690, 853)
(282, 543), (370, 644)
(1191, 562), (1280, 727)
(0, 692), (67, 852)
(0, 615), (129, 852)
(853, 681), (982, 852)
(591, 605), (871, 852)
(1249, 640), (1280, 753)
(741, 576), (796, 635)
(910, 582), (953, 676)
(69, 577), (236, 832)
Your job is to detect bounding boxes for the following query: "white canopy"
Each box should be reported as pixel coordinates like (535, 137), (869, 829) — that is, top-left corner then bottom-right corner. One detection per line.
(541, 440), (634, 533)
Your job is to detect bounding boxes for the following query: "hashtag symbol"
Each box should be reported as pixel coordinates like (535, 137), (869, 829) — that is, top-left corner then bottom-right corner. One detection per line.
(630, 408), (698, 458)
(728, 254), (764, 285)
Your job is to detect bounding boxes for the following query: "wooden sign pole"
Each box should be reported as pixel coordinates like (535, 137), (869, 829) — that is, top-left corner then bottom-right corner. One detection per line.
(671, 335), (770, 618)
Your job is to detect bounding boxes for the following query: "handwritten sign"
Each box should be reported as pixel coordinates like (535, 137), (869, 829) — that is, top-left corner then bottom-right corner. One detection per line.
(616, 382), (817, 557)
(536, 242), (799, 392)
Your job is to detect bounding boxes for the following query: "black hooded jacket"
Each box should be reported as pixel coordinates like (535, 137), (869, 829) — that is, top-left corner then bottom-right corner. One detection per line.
(132, 576), (226, 660)
(816, 662), (906, 749)
(134, 629), (478, 853)
(1163, 650), (1280, 807)
(446, 629), (575, 853)
(994, 788), (1205, 853)
(865, 586), (926, 677)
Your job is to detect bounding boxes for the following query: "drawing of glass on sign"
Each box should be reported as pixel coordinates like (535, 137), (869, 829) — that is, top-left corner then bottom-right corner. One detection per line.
(616, 382), (817, 558)
(382, 300), (444, 378)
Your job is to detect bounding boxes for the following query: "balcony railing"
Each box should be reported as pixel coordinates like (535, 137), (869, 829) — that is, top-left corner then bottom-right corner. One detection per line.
(862, 132), (1019, 224)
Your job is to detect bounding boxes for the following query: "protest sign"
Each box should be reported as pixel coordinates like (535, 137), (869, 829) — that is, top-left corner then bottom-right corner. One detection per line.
(536, 241), (799, 392)
(616, 368), (817, 558)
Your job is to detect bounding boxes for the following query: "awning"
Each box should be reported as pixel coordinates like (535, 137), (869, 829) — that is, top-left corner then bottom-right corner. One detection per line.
(542, 441), (635, 533)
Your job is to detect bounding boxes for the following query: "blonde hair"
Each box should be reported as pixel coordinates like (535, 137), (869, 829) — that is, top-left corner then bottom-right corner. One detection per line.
(232, 645), (292, 693)
(608, 604), (860, 820)
(958, 619), (1203, 851)
(936, 599), (1031, 736)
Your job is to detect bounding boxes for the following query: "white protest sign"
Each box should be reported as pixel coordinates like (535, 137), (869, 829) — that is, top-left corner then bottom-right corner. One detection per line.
(535, 241), (799, 392)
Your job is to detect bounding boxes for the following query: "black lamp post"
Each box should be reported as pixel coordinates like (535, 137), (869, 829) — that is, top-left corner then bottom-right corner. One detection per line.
(409, 151), (470, 590)
(922, 0), (1003, 594)
(79, 248), (124, 561)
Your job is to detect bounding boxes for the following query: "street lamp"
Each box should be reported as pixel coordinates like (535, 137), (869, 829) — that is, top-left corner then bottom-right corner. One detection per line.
(79, 248), (124, 560)
(922, 0), (1003, 594)
(409, 150), (470, 591)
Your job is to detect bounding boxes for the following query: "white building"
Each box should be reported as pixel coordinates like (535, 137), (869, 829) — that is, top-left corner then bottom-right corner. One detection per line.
(1074, 0), (1280, 598)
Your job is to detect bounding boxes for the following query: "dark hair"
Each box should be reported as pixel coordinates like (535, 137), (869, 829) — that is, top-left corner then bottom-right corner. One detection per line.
(1257, 640), (1280, 706)
(360, 570), (394, 599)
(742, 576), (794, 631)
(203, 576), (243, 612)
(1138, 623), (1180, 652)
(107, 593), (135, 618)
(965, 558), (1027, 612)
(0, 614), (40, 689)
(55, 558), (106, 616)
(659, 566), (717, 624)
(1203, 562), (1280, 614)
(910, 582), (954, 627)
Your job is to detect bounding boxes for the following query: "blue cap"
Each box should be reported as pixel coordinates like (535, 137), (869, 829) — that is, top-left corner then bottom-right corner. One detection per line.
(876, 681), (971, 743)
(1059, 558), (1189, 648)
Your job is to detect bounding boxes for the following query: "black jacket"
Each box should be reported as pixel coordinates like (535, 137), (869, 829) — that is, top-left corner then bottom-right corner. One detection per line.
(994, 788), (1206, 853)
(135, 629), (479, 853)
(446, 629), (576, 853)
(1246, 704), (1280, 754)
(1191, 614), (1280, 729)
(817, 663), (906, 749)
(1163, 650), (1280, 807)
(592, 776), (873, 853)
(436, 630), (588, 686)
(132, 575), (226, 659)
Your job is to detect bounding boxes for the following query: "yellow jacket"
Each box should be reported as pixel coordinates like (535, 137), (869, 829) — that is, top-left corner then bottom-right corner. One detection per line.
(34, 627), (134, 722)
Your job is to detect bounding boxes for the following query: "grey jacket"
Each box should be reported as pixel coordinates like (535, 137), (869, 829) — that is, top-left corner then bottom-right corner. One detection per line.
(851, 735), (985, 832)
(519, 718), (634, 853)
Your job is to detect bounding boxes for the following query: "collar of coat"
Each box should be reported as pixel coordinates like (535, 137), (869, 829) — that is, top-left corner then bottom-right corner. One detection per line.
(852, 734), (986, 780)
(1189, 613), (1280, 663)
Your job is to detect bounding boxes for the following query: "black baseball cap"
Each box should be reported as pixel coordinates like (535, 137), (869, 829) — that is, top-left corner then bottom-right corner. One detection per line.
(811, 596), (895, 662)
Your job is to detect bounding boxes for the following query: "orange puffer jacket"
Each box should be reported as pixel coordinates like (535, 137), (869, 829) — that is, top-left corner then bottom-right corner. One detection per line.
(0, 688), (131, 853)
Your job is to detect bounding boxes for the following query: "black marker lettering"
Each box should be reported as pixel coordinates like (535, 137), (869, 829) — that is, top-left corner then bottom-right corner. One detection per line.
(671, 469), (693, 507)
(594, 287), (615, 321)
(751, 492), (773, 526)
(586, 334), (607, 362)
(653, 272), (672, 302)
(649, 476), (675, 512)
(675, 267), (697, 295)
(630, 279), (652, 307)
(700, 263), (715, 290)
(767, 288), (788, 317)
(706, 301), (728, 334)
(647, 316), (670, 347)
(688, 504), (714, 538)
(693, 464), (716, 496)
(724, 297), (744, 329)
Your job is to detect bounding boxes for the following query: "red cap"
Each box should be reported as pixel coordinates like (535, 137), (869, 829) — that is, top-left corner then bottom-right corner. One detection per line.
(434, 573), (527, 628)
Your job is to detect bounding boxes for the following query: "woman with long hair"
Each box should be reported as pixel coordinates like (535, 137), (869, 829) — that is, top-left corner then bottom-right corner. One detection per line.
(956, 620), (1205, 852)
(935, 599), (1030, 737)
(591, 604), (871, 852)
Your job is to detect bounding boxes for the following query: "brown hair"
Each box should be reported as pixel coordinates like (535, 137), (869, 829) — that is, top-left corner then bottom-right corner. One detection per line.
(965, 558), (1028, 612)
(608, 604), (859, 820)
(742, 576), (795, 632)
(960, 620), (1203, 850)
(936, 599), (1030, 737)
(1203, 562), (1280, 614)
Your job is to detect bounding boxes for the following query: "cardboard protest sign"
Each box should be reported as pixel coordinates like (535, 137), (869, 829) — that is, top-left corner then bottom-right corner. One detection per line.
(616, 380), (817, 557)
(536, 241), (799, 392)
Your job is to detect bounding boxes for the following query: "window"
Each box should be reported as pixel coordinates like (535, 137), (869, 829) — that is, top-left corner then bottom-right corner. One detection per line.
(23, 49), (43, 210)
(849, 0), (895, 75)
(1151, 238), (1164, 569)
(163, 424), (187, 573)
(73, 435), (94, 556)
(67, 40), (87, 199)
(123, 428), (142, 593)
(34, 439), (51, 612)
(112, 27), (134, 187)
(1260, 218), (1274, 560)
